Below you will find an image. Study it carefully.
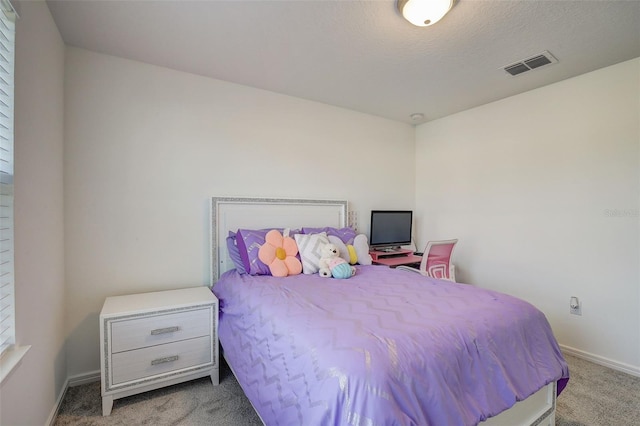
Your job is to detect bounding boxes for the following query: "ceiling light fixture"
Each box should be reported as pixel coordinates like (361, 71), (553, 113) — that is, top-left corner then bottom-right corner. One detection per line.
(397, 0), (457, 27)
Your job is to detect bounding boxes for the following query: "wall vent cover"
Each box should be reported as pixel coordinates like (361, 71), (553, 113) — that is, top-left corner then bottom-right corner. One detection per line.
(503, 51), (558, 76)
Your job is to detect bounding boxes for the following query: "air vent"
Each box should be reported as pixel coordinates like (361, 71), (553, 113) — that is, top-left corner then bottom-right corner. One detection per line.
(503, 50), (558, 77)
(504, 63), (530, 76)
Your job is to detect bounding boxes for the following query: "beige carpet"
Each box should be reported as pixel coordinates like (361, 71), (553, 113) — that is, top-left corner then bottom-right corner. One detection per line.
(556, 354), (640, 426)
(54, 360), (262, 426)
(55, 353), (640, 425)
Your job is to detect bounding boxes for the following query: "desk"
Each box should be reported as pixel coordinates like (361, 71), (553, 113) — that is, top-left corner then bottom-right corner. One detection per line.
(369, 249), (422, 268)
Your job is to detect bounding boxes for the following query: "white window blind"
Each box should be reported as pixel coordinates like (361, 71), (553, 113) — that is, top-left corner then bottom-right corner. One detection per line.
(0, 0), (16, 357)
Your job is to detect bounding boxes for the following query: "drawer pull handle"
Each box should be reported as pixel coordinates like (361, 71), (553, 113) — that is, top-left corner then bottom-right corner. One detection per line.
(150, 326), (180, 335)
(151, 355), (179, 365)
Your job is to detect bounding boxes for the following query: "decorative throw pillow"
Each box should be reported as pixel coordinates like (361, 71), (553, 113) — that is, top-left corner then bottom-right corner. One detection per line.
(294, 232), (330, 274)
(328, 234), (372, 265)
(236, 228), (280, 275)
(302, 227), (356, 244)
(353, 234), (372, 265)
(226, 231), (247, 274)
(258, 230), (302, 277)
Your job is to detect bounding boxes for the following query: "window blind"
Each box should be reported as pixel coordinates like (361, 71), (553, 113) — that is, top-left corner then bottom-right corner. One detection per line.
(0, 0), (16, 356)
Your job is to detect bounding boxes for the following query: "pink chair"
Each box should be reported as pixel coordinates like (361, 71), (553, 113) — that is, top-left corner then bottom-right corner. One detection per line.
(398, 239), (458, 282)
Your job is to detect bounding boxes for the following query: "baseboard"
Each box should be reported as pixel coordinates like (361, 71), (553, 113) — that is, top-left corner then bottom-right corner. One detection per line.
(45, 376), (69, 426)
(45, 370), (101, 426)
(560, 344), (640, 378)
(68, 369), (101, 387)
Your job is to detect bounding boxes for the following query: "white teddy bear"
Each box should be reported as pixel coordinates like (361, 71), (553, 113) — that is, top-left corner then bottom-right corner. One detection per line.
(318, 243), (356, 279)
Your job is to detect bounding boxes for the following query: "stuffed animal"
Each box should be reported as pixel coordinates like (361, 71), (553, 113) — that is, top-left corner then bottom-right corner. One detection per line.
(318, 243), (356, 279)
(327, 234), (373, 266)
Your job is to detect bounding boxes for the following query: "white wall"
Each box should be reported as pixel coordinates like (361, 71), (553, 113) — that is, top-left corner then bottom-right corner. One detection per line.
(415, 58), (640, 373)
(64, 48), (415, 375)
(0, 1), (66, 425)
(2, 6), (635, 418)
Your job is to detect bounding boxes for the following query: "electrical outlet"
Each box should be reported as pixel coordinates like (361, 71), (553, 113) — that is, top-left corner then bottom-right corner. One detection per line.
(569, 297), (582, 316)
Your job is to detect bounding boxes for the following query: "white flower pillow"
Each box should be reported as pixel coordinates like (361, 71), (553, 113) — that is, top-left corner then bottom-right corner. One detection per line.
(294, 232), (330, 274)
(328, 234), (372, 265)
(353, 234), (372, 265)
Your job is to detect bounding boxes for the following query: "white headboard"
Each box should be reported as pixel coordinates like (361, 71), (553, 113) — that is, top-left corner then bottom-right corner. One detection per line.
(210, 197), (348, 285)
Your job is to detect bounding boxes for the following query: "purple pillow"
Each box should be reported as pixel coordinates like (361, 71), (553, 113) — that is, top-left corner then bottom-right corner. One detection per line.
(226, 231), (247, 274)
(235, 228), (302, 276)
(301, 227), (356, 244)
(236, 229), (274, 275)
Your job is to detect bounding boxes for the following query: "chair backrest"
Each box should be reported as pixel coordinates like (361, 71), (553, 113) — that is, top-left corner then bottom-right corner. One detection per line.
(419, 239), (458, 281)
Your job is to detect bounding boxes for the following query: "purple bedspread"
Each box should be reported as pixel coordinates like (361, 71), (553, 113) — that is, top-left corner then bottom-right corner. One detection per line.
(213, 265), (569, 426)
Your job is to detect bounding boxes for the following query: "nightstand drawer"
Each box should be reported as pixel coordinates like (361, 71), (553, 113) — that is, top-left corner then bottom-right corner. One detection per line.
(111, 335), (212, 385)
(111, 307), (212, 353)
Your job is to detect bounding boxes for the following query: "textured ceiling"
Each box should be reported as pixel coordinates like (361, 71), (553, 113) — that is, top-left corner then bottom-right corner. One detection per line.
(46, 0), (640, 124)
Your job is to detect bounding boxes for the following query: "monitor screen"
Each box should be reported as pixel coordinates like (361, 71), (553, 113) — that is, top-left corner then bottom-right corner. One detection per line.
(369, 210), (413, 249)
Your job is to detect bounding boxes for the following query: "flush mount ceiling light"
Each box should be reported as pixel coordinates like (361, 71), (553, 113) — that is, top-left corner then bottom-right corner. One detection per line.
(397, 0), (457, 27)
(410, 113), (425, 122)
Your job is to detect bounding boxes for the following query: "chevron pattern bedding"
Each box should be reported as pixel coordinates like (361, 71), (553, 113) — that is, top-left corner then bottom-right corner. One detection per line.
(213, 265), (569, 425)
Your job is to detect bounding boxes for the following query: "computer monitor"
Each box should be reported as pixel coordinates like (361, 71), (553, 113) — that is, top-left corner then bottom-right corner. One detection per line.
(369, 210), (412, 251)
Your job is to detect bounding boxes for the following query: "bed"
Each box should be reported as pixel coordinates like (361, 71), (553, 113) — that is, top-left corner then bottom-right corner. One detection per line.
(210, 197), (569, 426)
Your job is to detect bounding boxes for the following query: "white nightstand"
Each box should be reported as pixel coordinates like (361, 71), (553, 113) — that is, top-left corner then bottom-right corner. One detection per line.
(100, 287), (219, 416)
